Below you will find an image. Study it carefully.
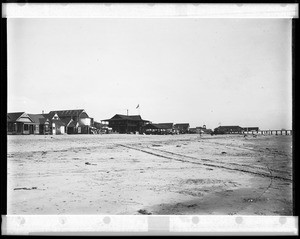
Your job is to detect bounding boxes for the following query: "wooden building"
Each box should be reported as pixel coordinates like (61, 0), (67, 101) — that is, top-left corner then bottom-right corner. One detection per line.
(142, 123), (174, 135)
(214, 126), (243, 134)
(28, 114), (51, 135)
(7, 112), (35, 135)
(242, 127), (259, 134)
(103, 114), (149, 134)
(174, 123), (190, 134)
(47, 109), (93, 134)
(42, 112), (66, 135)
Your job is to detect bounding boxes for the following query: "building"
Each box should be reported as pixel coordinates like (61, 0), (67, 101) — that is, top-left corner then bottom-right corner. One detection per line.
(174, 123), (190, 134)
(213, 126), (243, 134)
(7, 112), (36, 135)
(28, 114), (51, 135)
(41, 112), (66, 135)
(242, 127), (259, 134)
(142, 123), (174, 135)
(47, 109), (93, 134)
(102, 114), (149, 134)
(93, 121), (111, 134)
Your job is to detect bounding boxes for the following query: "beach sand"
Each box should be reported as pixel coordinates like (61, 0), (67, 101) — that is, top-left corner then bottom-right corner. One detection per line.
(7, 133), (293, 215)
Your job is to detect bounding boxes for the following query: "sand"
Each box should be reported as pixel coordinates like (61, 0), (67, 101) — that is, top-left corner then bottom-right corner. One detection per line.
(7, 133), (293, 215)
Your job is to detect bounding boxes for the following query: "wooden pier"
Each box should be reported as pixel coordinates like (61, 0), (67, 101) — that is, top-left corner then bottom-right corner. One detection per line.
(258, 130), (292, 135)
(243, 130), (292, 135)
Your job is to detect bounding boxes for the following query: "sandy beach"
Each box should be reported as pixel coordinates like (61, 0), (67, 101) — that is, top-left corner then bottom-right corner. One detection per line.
(7, 133), (293, 215)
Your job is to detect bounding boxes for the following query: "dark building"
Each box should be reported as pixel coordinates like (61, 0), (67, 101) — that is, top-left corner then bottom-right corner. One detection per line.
(174, 123), (190, 134)
(7, 112), (36, 135)
(103, 114), (149, 134)
(142, 123), (174, 135)
(28, 114), (51, 135)
(214, 126), (243, 134)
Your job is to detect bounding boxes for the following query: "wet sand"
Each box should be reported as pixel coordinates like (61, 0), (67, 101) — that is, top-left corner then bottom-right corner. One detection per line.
(7, 134), (293, 215)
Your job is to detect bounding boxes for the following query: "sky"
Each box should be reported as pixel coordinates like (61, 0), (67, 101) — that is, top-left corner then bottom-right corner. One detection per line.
(7, 18), (292, 129)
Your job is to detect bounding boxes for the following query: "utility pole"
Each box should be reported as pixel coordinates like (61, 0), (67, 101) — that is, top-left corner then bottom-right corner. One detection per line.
(127, 109), (129, 116)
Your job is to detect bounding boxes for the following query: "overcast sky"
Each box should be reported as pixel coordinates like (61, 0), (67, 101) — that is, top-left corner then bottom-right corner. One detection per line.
(7, 18), (292, 129)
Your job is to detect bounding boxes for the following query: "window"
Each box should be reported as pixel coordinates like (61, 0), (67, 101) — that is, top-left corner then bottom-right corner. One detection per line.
(24, 124), (29, 130)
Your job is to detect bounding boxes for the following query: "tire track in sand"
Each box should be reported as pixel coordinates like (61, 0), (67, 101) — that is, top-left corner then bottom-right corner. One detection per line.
(118, 144), (291, 182)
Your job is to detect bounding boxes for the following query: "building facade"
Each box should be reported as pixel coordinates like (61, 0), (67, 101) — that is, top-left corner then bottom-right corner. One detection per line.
(103, 114), (149, 134)
(213, 126), (244, 134)
(7, 112), (36, 135)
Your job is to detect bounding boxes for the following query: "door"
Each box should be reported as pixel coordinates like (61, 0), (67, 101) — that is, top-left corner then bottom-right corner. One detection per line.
(29, 125), (34, 134)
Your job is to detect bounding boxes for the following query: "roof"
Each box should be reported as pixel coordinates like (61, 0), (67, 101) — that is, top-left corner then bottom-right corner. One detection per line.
(68, 120), (77, 127)
(27, 114), (48, 124)
(103, 114), (148, 122)
(243, 127), (259, 130)
(174, 123), (190, 129)
(215, 126), (243, 131)
(61, 118), (73, 126)
(154, 123), (173, 129)
(52, 119), (65, 127)
(7, 112), (25, 122)
(48, 109), (87, 118)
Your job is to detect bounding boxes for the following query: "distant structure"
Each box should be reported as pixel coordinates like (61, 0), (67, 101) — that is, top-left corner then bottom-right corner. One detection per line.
(242, 127), (259, 134)
(28, 113), (51, 135)
(189, 125), (212, 134)
(7, 112), (37, 135)
(7, 109), (95, 135)
(47, 109), (94, 134)
(196, 125), (213, 134)
(102, 114), (149, 134)
(174, 123), (190, 134)
(213, 126), (243, 134)
(142, 123), (174, 135)
(93, 121), (111, 134)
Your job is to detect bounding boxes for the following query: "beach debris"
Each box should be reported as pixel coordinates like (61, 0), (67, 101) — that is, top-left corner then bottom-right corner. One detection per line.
(110, 157), (114, 159)
(41, 151), (47, 155)
(206, 168), (213, 171)
(221, 152), (227, 154)
(187, 204), (197, 208)
(176, 145), (181, 147)
(85, 162), (97, 166)
(138, 209), (152, 215)
(152, 144), (161, 147)
(14, 187), (37, 190)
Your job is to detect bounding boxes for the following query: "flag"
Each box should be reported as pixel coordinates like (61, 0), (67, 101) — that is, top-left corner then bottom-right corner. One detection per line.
(136, 104), (139, 109)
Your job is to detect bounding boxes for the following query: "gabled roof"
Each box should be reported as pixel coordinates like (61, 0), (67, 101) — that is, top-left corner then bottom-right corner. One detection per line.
(7, 112), (26, 122)
(28, 114), (48, 124)
(48, 109), (87, 118)
(103, 114), (149, 122)
(68, 120), (77, 128)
